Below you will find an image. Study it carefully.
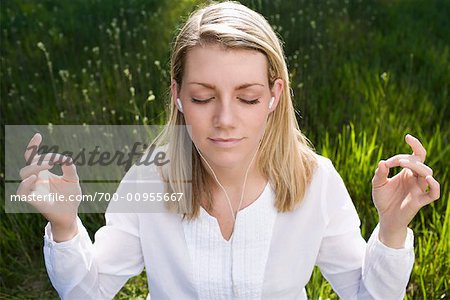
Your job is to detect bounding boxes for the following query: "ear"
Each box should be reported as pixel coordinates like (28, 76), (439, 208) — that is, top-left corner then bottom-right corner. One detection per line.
(171, 78), (178, 108)
(269, 78), (284, 112)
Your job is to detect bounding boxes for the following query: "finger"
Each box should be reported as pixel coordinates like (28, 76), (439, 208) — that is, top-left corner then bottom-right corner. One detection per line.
(385, 154), (420, 168)
(372, 160), (389, 188)
(405, 134), (426, 163)
(423, 175), (440, 204)
(16, 174), (38, 196)
(417, 176), (429, 193)
(19, 161), (54, 180)
(398, 159), (433, 178)
(30, 153), (69, 165)
(60, 157), (79, 182)
(24, 133), (42, 164)
(29, 154), (78, 182)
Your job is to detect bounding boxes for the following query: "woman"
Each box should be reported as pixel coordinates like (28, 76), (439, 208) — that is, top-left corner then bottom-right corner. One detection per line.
(17, 1), (440, 299)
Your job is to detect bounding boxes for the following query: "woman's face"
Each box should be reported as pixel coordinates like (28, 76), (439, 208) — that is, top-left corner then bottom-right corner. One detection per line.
(172, 44), (283, 168)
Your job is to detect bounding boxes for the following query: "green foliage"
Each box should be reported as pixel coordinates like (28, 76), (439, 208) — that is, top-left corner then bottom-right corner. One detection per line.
(320, 124), (383, 236)
(317, 125), (449, 299)
(1, 0), (448, 299)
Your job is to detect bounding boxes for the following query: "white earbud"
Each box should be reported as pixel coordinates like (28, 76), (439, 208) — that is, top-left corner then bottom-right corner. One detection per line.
(268, 96), (275, 110)
(176, 98), (184, 113)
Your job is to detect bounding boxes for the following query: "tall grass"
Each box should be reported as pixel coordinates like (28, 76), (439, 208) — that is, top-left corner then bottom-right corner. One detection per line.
(1, 0), (448, 299)
(315, 124), (449, 299)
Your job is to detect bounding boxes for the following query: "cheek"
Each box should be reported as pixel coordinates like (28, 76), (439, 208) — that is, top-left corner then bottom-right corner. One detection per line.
(246, 107), (268, 125)
(183, 113), (208, 141)
(183, 109), (206, 128)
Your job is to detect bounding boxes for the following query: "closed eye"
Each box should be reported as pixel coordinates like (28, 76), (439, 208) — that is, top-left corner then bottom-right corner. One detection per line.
(191, 97), (261, 105)
(239, 98), (260, 105)
(191, 97), (213, 103)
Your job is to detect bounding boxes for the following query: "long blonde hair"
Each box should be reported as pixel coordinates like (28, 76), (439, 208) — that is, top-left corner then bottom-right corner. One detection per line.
(154, 1), (317, 219)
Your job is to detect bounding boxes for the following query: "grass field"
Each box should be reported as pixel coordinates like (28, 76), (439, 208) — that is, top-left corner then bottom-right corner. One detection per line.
(1, 0), (449, 299)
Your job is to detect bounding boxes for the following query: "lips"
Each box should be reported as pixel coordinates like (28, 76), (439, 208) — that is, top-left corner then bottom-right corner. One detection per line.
(208, 137), (244, 147)
(209, 138), (242, 142)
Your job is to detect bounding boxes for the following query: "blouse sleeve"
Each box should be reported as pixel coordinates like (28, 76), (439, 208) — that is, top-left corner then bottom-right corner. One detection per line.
(315, 158), (414, 299)
(43, 166), (144, 300)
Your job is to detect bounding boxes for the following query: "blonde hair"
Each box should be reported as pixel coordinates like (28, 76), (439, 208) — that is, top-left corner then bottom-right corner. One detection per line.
(154, 1), (317, 219)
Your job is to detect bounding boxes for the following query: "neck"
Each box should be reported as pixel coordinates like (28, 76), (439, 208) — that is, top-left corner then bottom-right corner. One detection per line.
(194, 139), (265, 216)
(202, 156), (267, 220)
(204, 160), (264, 192)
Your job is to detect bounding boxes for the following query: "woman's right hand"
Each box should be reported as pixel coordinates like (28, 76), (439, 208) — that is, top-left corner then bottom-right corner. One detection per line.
(16, 133), (82, 242)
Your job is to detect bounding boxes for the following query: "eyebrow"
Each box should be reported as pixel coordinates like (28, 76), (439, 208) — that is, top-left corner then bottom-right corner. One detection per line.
(187, 82), (265, 90)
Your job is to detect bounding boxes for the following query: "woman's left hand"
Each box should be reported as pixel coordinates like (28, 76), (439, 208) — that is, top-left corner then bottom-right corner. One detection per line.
(371, 134), (440, 248)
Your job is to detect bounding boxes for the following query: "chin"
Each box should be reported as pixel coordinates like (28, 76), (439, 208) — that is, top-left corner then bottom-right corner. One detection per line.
(203, 150), (238, 166)
(195, 146), (244, 168)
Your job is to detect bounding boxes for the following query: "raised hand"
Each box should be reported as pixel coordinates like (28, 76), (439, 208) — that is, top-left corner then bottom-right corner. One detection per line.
(16, 133), (82, 241)
(371, 134), (440, 248)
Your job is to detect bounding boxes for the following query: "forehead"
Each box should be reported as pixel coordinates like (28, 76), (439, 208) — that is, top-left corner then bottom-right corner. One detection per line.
(183, 44), (269, 88)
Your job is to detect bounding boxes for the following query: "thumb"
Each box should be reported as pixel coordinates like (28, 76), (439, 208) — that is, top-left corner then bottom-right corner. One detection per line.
(17, 174), (38, 196)
(61, 157), (79, 183)
(372, 160), (389, 189)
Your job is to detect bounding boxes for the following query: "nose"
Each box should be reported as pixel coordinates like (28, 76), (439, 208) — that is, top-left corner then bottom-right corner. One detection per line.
(212, 98), (236, 129)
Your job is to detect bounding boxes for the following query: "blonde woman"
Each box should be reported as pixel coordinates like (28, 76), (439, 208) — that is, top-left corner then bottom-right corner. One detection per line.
(18, 1), (440, 299)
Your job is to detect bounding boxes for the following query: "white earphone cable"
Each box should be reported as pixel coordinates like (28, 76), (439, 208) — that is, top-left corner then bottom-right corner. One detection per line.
(193, 138), (261, 223)
(180, 95), (272, 296)
(193, 137), (262, 297)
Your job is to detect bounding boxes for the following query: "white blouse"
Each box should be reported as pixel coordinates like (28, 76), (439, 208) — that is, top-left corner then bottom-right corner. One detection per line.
(183, 181), (277, 299)
(43, 155), (415, 299)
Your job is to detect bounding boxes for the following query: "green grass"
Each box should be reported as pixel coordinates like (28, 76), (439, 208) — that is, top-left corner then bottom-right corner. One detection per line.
(1, 0), (449, 299)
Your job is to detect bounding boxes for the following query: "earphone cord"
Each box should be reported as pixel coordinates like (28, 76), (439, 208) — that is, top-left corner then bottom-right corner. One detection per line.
(193, 136), (263, 296)
(193, 137), (262, 223)
(186, 96), (271, 295)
